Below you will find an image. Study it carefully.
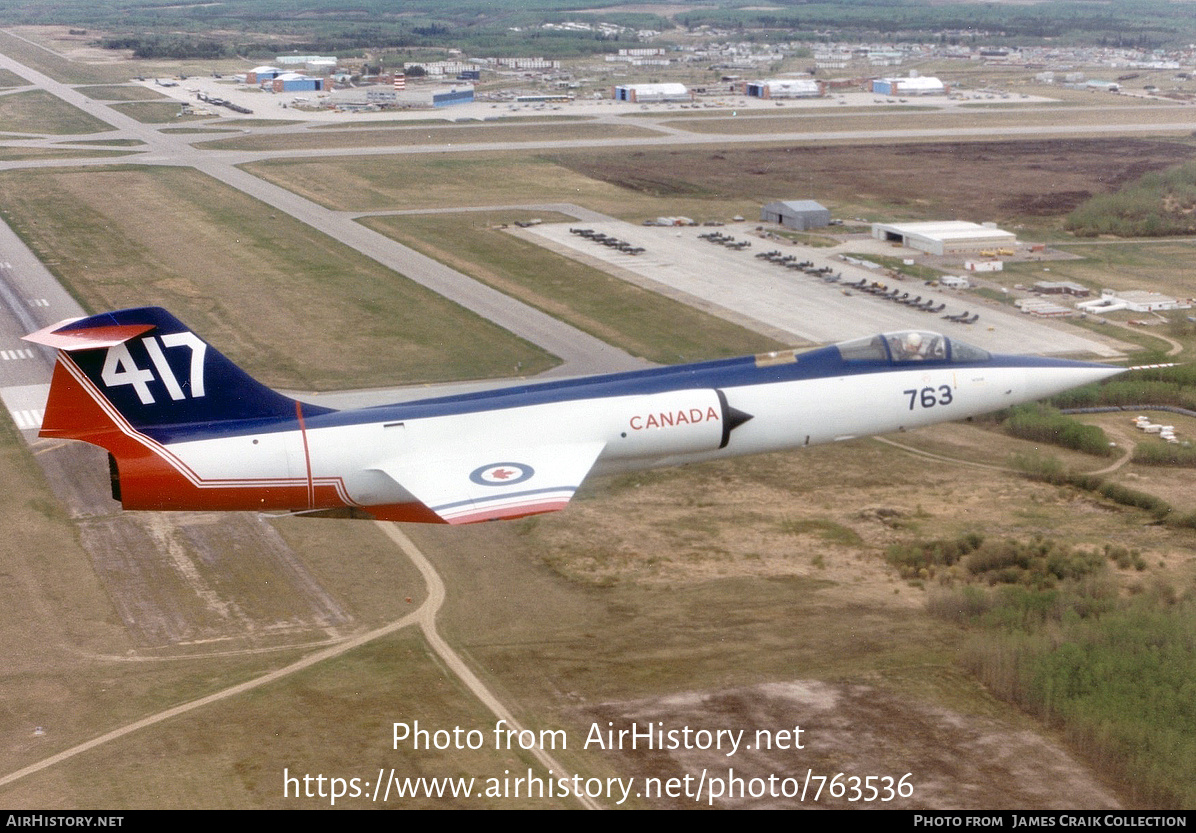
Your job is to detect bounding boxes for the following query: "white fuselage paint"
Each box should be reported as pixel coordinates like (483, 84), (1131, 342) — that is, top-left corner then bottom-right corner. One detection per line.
(159, 362), (1105, 511)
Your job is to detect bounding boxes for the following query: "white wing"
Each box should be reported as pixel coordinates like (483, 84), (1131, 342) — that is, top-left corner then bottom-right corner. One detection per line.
(372, 441), (606, 524)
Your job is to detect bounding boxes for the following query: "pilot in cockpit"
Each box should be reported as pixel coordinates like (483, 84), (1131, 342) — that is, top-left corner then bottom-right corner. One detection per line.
(895, 332), (947, 361)
(900, 332), (927, 361)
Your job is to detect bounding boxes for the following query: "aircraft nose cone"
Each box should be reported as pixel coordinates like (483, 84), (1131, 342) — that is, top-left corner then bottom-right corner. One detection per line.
(1020, 359), (1125, 401)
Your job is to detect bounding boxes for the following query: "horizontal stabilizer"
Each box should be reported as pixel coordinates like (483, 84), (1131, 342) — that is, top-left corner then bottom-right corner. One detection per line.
(24, 320), (154, 350)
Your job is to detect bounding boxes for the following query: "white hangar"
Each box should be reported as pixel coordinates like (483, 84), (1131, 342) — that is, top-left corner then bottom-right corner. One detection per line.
(871, 221), (1016, 256)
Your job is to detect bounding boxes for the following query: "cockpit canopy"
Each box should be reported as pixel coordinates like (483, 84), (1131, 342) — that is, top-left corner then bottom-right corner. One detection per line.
(836, 331), (990, 365)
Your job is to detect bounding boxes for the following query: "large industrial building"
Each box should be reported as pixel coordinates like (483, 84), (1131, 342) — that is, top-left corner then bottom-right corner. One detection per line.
(612, 83), (690, 102)
(744, 79), (823, 98)
(269, 72), (325, 93)
(872, 76), (947, 96)
(241, 66), (325, 92)
(761, 200), (832, 230)
(871, 221), (1016, 256)
(243, 66), (282, 84)
(1076, 290), (1191, 314)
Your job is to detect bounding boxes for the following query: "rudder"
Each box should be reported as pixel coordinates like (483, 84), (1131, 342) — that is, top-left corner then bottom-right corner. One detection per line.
(25, 306), (332, 444)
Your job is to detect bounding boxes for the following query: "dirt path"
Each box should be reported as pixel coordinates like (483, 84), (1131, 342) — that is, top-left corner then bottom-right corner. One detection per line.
(1, 523), (598, 808)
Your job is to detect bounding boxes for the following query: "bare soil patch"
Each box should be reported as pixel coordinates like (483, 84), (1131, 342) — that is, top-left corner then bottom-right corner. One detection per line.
(551, 138), (1195, 223)
(582, 679), (1121, 809)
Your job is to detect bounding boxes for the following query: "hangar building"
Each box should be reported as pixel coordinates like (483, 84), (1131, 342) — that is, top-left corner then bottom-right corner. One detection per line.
(243, 66), (282, 84)
(613, 83), (689, 102)
(745, 79), (823, 98)
(871, 221), (1016, 256)
(761, 200), (832, 230)
(872, 76), (946, 96)
(270, 72), (325, 93)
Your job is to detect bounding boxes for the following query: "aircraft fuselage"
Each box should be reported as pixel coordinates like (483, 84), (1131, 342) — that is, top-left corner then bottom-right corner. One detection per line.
(28, 311), (1124, 523)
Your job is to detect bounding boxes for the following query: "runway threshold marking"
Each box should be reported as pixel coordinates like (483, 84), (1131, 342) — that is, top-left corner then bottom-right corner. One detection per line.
(9, 408), (43, 430)
(0, 383), (48, 433)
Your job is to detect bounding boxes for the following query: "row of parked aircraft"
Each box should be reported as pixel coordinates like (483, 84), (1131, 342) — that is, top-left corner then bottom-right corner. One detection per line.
(755, 251), (829, 274)
(569, 228), (644, 255)
(699, 232), (751, 250)
(843, 279), (973, 322)
(735, 244), (973, 324)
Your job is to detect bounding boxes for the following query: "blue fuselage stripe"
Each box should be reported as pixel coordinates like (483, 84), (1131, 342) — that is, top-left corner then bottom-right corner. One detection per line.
(142, 346), (1114, 444)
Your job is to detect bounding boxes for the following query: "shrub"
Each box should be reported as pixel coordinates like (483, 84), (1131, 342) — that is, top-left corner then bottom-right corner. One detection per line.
(1003, 404), (1114, 457)
(1131, 439), (1196, 468)
(1065, 161), (1196, 237)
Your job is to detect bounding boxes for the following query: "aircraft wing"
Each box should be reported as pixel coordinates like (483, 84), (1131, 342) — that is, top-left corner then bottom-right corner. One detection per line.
(372, 441), (607, 524)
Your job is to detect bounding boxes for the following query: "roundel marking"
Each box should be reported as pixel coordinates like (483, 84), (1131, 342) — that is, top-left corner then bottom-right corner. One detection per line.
(470, 462), (534, 487)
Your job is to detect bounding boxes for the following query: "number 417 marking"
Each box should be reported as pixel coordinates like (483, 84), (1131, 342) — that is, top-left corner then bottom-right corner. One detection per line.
(101, 333), (207, 405)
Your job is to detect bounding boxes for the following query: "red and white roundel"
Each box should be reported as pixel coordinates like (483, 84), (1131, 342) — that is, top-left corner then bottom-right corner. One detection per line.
(470, 462), (534, 486)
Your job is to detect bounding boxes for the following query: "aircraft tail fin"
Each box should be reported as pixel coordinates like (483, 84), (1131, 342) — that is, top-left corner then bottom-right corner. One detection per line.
(24, 307), (333, 444)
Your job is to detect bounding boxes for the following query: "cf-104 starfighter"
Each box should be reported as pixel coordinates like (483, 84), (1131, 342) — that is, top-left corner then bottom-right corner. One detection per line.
(25, 307), (1123, 524)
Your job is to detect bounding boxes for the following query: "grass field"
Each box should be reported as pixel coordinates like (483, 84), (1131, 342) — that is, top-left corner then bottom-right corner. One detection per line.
(1046, 239), (1196, 288)
(241, 154), (638, 212)
(0, 28), (243, 86)
(0, 630), (580, 809)
(0, 147), (138, 161)
(65, 138), (145, 146)
(361, 211), (783, 363)
(0, 29), (128, 85)
(0, 165), (557, 388)
(0, 89), (113, 134)
(0, 68), (27, 87)
(522, 428), (1196, 591)
(242, 152), (760, 221)
(0, 426), (128, 671)
(109, 100), (201, 123)
(76, 84), (168, 101)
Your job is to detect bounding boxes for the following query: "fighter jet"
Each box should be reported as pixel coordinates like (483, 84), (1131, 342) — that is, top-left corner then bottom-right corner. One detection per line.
(25, 307), (1123, 524)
